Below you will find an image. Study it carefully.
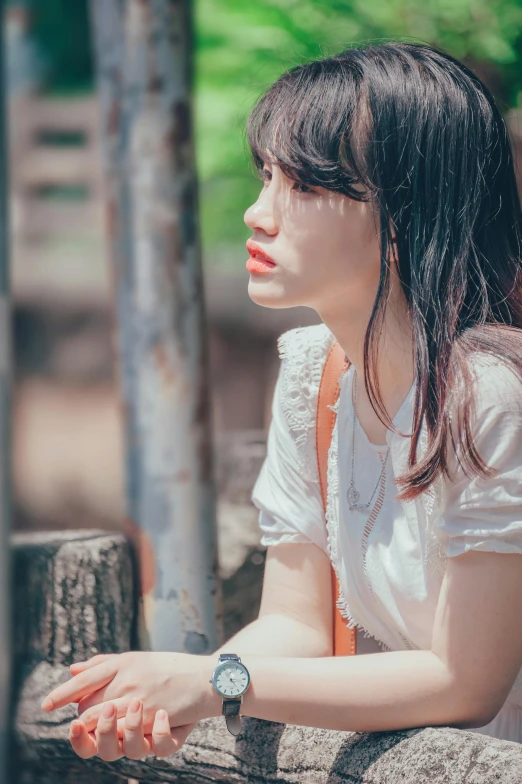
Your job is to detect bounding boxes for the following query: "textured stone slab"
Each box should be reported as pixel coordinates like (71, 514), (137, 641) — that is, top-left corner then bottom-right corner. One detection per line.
(15, 661), (522, 784)
(11, 529), (522, 783)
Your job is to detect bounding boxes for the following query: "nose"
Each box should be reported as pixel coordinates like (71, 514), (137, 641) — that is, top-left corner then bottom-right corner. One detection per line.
(244, 186), (278, 236)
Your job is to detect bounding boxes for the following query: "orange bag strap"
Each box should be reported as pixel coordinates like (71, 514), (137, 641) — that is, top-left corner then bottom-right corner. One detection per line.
(316, 340), (357, 656)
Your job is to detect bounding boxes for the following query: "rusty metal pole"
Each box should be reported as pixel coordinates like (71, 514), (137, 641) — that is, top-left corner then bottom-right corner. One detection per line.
(0, 0), (13, 779)
(89, 0), (224, 654)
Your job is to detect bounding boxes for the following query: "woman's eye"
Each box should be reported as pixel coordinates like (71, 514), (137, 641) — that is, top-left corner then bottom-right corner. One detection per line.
(260, 169), (315, 195)
(293, 182), (314, 195)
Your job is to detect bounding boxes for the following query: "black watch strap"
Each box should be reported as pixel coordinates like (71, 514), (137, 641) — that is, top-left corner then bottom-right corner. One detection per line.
(223, 698), (242, 735)
(219, 654), (242, 735)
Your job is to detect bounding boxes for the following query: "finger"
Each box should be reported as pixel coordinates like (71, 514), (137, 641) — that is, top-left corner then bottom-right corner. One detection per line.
(80, 698), (131, 733)
(114, 712), (172, 739)
(115, 716), (150, 739)
(151, 710), (178, 757)
(95, 702), (123, 762)
(123, 699), (151, 760)
(152, 715), (196, 758)
(77, 685), (112, 715)
(70, 654), (116, 674)
(41, 659), (119, 711)
(69, 720), (97, 759)
(77, 675), (139, 716)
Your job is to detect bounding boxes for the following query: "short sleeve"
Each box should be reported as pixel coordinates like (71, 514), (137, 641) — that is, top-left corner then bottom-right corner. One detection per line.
(435, 358), (522, 558)
(251, 328), (331, 554)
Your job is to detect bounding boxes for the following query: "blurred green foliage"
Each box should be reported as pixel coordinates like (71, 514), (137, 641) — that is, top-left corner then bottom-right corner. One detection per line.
(27, 0), (522, 267)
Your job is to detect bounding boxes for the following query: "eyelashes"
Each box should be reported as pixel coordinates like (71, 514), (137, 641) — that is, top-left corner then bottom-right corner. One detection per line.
(293, 181), (315, 195)
(259, 168), (316, 195)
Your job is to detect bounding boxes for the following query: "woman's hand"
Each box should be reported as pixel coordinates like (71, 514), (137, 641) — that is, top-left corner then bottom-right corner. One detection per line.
(40, 651), (220, 735)
(70, 697), (196, 760)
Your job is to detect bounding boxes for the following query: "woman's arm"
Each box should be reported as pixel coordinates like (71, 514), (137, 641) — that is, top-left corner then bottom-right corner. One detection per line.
(212, 613), (331, 659)
(212, 542), (333, 659)
(41, 546), (522, 741)
(201, 548), (522, 733)
(205, 649), (476, 731)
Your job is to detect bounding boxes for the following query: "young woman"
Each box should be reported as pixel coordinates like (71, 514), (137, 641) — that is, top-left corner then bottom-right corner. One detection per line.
(41, 41), (522, 759)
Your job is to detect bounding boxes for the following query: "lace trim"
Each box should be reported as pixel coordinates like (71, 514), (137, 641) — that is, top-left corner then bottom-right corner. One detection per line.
(324, 395), (395, 653)
(359, 450), (416, 651)
(360, 453), (388, 606)
(277, 324), (334, 482)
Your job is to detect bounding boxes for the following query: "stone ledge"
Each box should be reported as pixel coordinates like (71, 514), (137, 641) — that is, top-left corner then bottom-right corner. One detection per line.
(11, 529), (522, 783)
(14, 661), (522, 784)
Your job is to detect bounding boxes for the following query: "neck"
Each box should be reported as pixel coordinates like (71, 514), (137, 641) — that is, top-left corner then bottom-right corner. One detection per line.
(315, 276), (415, 427)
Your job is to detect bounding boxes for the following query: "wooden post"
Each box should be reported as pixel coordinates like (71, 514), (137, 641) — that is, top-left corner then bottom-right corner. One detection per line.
(89, 0), (224, 654)
(0, 1), (13, 780)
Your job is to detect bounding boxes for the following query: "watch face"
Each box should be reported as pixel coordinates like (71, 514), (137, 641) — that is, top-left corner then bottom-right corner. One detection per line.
(212, 661), (250, 698)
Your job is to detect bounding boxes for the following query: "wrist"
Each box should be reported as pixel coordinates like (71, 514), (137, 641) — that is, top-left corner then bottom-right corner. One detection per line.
(197, 655), (223, 719)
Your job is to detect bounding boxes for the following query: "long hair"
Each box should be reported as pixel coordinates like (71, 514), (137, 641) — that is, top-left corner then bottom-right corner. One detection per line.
(244, 41), (522, 502)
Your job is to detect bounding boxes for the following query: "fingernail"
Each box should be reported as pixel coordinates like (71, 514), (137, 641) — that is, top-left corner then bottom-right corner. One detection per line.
(71, 721), (82, 738)
(157, 709), (167, 720)
(129, 698), (141, 713)
(40, 697), (53, 711)
(102, 703), (115, 718)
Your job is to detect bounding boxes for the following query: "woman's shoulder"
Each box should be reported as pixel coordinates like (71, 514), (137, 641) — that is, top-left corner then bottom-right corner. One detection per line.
(276, 323), (335, 409)
(273, 322), (335, 482)
(441, 345), (522, 485)
(467, 346), (522, 417)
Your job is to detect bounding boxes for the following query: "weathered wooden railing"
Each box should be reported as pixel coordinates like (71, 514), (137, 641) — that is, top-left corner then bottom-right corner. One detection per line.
(10, 524), (522, 783)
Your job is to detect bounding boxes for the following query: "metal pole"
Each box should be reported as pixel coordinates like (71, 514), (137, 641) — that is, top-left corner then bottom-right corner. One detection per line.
(89, 0), (224, 654)
(0, 0), (13, 780)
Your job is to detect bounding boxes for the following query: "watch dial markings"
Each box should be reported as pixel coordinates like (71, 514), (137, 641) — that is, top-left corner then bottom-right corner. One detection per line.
(215, 663), (249, 697)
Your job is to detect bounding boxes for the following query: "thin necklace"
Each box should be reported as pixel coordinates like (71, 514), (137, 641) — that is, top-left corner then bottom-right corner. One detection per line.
(347, 369), (391, 514)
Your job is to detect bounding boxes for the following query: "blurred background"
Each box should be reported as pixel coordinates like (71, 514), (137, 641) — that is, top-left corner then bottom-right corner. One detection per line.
(5, 0), (522, 547)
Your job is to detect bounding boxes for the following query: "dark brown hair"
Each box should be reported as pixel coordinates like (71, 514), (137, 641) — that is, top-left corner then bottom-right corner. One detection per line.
(245, 42), (522, 502)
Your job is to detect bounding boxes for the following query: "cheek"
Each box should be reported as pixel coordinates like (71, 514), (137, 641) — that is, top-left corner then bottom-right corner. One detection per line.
(296, 237), (379, 290)
(294, 201), (377, 260)
(323, 214), (381, 281)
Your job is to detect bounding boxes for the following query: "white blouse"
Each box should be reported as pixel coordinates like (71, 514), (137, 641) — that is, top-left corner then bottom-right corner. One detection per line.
(251, 322), (522, 744)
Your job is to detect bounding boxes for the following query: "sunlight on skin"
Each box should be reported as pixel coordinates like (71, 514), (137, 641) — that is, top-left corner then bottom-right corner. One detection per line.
(244, 161), (381, 314)
(70, 658), (194, 737)
(243, 158), (415, 442)
(39, 650), (216, 723)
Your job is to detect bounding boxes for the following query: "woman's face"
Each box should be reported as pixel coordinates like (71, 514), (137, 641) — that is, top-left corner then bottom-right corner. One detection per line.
(243, 161), (384, 315)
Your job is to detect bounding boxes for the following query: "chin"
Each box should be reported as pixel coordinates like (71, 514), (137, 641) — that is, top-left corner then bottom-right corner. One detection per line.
(247, 279), (304, 310)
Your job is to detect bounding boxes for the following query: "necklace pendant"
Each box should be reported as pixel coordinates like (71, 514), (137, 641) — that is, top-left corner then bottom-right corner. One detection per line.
(347, 487), (360, 507)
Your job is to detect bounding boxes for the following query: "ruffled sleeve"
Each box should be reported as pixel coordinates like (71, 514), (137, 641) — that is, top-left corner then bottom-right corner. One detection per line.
(251, 324), (333, 553)
(434, 356), (522, 558)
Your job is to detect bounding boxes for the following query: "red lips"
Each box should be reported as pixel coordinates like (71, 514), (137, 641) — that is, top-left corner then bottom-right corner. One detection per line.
(246, 240), (276, 265)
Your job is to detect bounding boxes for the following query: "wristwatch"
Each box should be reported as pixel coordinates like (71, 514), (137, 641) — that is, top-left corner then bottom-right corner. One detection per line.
(209, 653), (251, 736)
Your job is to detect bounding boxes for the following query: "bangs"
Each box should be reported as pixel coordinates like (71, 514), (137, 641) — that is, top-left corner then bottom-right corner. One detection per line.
(245, 59), (373, 202)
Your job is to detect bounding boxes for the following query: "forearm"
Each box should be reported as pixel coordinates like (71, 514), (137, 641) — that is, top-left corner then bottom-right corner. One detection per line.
(203, 650), (485, 733)
(212, 614), (331, 659)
